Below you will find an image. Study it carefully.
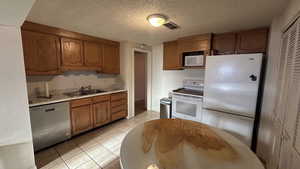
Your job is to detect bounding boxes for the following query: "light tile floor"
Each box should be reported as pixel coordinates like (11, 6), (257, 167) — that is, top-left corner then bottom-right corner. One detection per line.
(35, 111), (159, 169)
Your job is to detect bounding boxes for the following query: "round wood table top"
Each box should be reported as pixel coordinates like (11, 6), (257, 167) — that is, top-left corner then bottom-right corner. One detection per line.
(120, 119), (264, 169)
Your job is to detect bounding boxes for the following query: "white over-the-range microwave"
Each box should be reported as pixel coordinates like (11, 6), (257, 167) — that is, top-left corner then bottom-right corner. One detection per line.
(183, 51), (205, 67)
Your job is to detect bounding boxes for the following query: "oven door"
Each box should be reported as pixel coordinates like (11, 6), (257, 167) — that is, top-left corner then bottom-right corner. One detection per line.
(172, 94), (202, 122)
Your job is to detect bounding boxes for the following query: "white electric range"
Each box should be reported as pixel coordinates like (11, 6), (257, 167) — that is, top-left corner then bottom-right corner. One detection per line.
(171, 79), (204, 122)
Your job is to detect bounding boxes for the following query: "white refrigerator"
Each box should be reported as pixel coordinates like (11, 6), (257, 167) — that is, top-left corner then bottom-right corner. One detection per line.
(202, 53), (263, 148)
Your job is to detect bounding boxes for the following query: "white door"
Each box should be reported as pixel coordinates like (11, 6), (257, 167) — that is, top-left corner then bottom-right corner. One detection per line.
(203, 53), (263, 118)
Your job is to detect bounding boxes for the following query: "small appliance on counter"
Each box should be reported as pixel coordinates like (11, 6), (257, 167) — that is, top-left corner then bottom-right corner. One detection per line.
(171, 79), (204, 122)
(160, 97), (172, 119)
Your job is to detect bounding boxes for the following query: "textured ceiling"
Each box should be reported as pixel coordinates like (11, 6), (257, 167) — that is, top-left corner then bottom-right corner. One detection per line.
(26, 0), (286, 45)
(0, 0), (35, 26)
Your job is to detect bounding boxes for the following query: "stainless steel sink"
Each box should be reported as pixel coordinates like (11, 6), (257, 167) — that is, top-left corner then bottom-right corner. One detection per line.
(64, 89), (106, 97)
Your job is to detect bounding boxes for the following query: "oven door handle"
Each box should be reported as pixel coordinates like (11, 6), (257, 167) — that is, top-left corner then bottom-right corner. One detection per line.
(172, 95), (203, 101)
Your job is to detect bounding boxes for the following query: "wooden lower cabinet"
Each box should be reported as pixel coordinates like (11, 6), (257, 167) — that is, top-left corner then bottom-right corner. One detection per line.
(93, 95), (111, 127)
(71, 104), (93, 135)
(70, 92), (127, 135)
(111, 92), (128, 121)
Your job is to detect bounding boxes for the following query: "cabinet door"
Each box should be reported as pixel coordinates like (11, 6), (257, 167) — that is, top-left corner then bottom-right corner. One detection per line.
(61, 37), (84, 69)
(71, 104), (93, 135)
(84, 41), (103, 70)
(163, 41), (182, 70)
(111, 92), (128, 121)
(102, 44), (120, 74)
(212, 33), (237, 55)
(236, 28), (268, 54)
(93, 100), (111, 127)
(178, 34), (212, 54)
(21, 30), (61, 75)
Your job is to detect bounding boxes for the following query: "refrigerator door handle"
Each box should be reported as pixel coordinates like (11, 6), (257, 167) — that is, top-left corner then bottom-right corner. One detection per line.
(249, 74), (257, 81)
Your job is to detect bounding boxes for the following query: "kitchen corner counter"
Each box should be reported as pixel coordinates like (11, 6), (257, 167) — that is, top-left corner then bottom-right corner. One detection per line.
(29, 89), (127, 107)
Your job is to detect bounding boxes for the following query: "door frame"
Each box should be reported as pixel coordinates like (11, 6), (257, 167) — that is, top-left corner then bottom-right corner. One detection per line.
(131, 48), (152, 116)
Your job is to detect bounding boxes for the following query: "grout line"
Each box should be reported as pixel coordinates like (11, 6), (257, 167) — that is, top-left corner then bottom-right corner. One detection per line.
(53, 147), (72, 169)
(77, 142), (103, 169)
(35, 111), (158, 169)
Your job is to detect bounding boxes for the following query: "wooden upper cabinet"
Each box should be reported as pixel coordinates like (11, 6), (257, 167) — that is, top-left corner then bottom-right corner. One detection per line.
(84, 41), (103, 70)
(212, 33), (237, 55)
(236, 28), (269, 54)
(21, 30), (61, 75)
(61, 38), (84, 70)
(22, 21), (120, 74)
(102, 44), (120, 74)
(163, 40), (182, 70)
(178, 34), (212, 54)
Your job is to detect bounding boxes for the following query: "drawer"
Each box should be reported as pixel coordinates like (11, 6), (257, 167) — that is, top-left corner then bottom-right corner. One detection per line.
(111, 92), (127, 101)
(71, 98), (92, 108)
(111, 99), (127, 107)
(111, 110), (127, 121)
(111, 104), (127, 113)
(92, 94), (110, 103)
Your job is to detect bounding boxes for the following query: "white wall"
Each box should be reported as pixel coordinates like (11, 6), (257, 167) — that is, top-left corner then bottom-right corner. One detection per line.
(282, 0), (300, 29)
(151, 44), (205, 112)
(0, 0), (35, 26)
(120, 42), (152, 118)
(120, 42), (135, 118)
(0, 1), (37, 169)
(257, 15), (284, 163)
(26, 72), (122, 97)
(0, 26), (36, 169)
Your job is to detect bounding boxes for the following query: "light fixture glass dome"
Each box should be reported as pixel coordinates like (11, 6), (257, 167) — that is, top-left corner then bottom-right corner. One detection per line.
(147, 14), (168, 27)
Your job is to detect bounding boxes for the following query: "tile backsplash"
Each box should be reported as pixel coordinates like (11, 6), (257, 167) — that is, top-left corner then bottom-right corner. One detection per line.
(26, 71), (124, 97)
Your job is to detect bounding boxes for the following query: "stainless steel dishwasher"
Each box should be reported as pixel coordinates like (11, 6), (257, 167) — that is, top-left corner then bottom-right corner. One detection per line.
(29, 102), (71, 151)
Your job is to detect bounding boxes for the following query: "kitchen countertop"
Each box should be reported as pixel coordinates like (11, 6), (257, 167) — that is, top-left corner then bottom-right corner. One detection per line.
(29, 89), (127, 107)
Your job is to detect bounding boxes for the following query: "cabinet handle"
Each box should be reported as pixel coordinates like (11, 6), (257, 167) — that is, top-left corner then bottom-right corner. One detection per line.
(45, 108), (55, 112)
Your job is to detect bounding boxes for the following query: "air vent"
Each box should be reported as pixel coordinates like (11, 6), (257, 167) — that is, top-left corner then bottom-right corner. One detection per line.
(163, 21), (179, 30)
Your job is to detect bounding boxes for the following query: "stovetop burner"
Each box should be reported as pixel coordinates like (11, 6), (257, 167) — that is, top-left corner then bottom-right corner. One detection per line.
(173, 88), (203, 97)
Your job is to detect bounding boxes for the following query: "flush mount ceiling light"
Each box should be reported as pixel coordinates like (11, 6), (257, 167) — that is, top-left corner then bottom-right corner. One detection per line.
(147, 14), (169, 27)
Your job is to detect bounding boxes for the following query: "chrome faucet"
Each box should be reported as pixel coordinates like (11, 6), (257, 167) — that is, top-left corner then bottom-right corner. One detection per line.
(79, 85), (92, 93)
